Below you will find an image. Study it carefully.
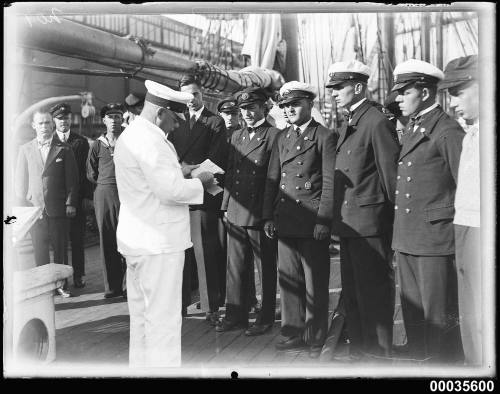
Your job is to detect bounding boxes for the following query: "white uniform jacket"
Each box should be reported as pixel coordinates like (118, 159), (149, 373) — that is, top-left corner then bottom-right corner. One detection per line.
(114, 116), (204, 256)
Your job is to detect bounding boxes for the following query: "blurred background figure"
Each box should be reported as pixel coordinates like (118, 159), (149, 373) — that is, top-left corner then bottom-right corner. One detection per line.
(123, 92), (145, 126)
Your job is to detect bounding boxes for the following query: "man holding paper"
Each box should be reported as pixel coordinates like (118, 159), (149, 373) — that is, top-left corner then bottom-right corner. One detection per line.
(168, 74), (228, 324)
(114, 80), (214, 367)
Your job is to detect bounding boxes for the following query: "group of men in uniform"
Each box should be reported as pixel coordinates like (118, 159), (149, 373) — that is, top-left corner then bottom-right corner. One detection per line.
(14, 50), (481, 367)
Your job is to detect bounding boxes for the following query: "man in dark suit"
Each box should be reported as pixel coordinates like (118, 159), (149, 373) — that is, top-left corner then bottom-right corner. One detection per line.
(15, 109), (79, 297)
(50, 103), (92, 289)
(326, 60), (401, 359)
(392, 59), (465, 363)
(217, 88), (279, 335)
(168, 74), (228, 325)
(263, 81), (335, 358)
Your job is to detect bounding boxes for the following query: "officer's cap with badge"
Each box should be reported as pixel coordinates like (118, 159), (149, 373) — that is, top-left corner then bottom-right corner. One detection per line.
(277, 81), (316, 108)
(217, 98), (239, 114)
(50, 103), (72, 119)
(392, 59), (444, 92)
(144, 80), (193, 113)
(325, 60), (371, 88)
(438, 54), (478, 92)
(100, 103), (125, 119)
(234, 87), (268, 108)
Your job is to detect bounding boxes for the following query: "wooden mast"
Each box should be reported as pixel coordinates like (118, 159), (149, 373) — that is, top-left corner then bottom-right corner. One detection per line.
(280, 14), (300, 81)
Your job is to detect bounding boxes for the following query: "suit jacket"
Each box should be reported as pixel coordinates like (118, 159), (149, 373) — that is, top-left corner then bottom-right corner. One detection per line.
(15, 137), (79, 217)
(392, 106), (465, 255)
(222, 120), (280, 227)
(55, 131), (92, 201)
(168, 107), (227, 211)
(262, 119), (336, 238)
(333, 100), (401, 237)
(114, 116), (204, 256)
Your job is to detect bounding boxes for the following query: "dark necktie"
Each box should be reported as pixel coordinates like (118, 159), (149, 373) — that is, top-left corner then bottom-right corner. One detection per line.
(407, 115), (422, 133)
(343, 110), (353, 123)
(189, 114), (196, 129)
(294, 126), (301, 138)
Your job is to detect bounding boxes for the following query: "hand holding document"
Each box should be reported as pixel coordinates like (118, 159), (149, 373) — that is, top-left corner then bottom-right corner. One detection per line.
(191, 159), (224, 196)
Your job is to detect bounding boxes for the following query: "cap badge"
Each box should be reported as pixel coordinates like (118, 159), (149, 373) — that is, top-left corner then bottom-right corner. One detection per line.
(241, 93), (249, 100)
(304, 181), (312, 190)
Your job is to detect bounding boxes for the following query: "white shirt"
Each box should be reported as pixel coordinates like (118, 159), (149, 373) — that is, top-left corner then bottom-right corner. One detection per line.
(37, 135), (53, 164)
(189, 106), (205, 122)
(293, 118), (313, 135)
(454, 120), (480, 227)
(56, 130), (70, 143)
(412, 103), (439, 131)
(114, 116), (204, 256)
(248, 118), (266, 140)
(349, 97), (367, 113)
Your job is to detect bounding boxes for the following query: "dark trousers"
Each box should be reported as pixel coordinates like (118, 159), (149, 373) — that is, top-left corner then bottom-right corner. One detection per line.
(278, 237), (330, 347)
(94, 184), (126, 294)
(225, 221), (277, 325)
(455, 225), (482, 365)
(340, 235), (395, 356)
(217, 213), (228, 306)
(187, 209), (224, 312)
(68, 200), (86, 280)
(30, 211), (68, 267)
(397, 252), (462, 362)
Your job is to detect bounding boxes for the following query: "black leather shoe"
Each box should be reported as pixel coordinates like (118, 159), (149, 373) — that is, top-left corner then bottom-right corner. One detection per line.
(309, 345), (323, 359)
(275, 336), (306, 351)
(73, 277), (86, 289)
(206, 311), (220, 326)
(245, 323), (272, 336)
(55, 288), (72, 298)
(104, 290), (123, 299)
(215, 318), (246, 332)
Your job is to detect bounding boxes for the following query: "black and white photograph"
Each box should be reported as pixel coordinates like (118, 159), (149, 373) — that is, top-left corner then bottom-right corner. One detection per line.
(3, 2), (496, 381)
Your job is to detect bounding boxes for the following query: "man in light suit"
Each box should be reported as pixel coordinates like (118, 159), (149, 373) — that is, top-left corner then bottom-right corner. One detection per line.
(114, 80), (214, 367)
(15, 110), (79, 297)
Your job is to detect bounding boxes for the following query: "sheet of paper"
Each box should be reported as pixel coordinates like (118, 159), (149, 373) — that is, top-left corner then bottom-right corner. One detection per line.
(190, 159), (225, 177)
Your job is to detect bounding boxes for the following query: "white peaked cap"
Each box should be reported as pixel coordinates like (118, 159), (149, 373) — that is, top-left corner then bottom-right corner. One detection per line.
(279, 81), (316, 97)
(392, 59), (444, 91)
(326, 60), (371, 87)
(144, 80), (193, 112)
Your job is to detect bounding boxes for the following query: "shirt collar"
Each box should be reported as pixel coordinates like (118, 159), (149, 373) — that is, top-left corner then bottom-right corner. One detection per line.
(415, 102), (439, 119)
(37, 135), (53, 147)
(189, 106), (205, 121)
(349, 98), (367, 113)
(295, 118), (313, 133)
(248, 118), (266, 131)
(56, 130), (70, 141)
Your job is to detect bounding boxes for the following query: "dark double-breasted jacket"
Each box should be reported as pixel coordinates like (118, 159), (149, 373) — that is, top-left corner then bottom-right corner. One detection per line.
(168, 107), (228, 211)
(392, 106), (465, 256)
(222, 120), (280, 227)
(332, 100), (401, 238)
(262, 118), (336, 238)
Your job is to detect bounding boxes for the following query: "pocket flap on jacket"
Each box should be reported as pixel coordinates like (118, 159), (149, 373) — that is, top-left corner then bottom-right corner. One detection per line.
(425, 205), (455, 222)
(356, 193), (385, 206)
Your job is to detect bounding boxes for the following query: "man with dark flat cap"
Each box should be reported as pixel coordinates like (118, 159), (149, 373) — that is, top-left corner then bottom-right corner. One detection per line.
(326, 60), (401, 360)
(439, 54), (481, 366)
(168, 74), (228, 325)
(217, 87), (279, 336)
(87, 103), (127, 299)
(263, 81), (335, 358)
(392, 59), (465, 363)
(50, 103), (92, 289)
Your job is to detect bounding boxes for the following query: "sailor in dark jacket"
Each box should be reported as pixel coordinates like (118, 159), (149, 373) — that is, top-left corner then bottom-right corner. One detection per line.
(327, 60), (401, 358)
(263, 81), (335, 358)
(168, 74), (228, 324)
(216, 88), (279, 336)
(392, 59), (465, 363)
(51, 103), (92, 289)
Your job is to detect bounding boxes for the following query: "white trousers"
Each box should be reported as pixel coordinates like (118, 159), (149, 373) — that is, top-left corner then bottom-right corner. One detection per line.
(125, 252), (184, 368)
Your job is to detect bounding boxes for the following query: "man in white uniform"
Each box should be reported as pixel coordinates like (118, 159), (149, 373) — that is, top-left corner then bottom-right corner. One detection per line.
(114, 80), (214, 367)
